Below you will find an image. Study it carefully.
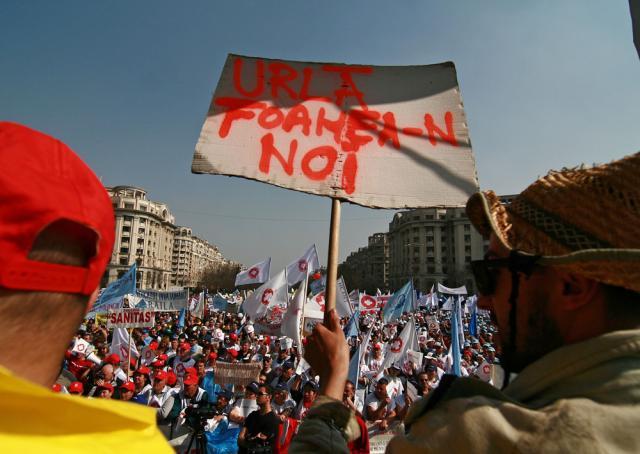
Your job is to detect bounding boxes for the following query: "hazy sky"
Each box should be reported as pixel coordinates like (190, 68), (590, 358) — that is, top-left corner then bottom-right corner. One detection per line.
(2, 1), (639, 272)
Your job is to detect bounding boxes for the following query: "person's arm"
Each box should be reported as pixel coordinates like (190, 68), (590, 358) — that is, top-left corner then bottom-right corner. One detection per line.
(290, 310), (359, 453)
(238, 426), (249, 447)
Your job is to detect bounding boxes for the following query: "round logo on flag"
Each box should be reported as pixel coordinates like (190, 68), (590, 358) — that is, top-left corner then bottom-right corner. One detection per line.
(261, 289), (274, 305)
(390, 338), (403, 353)
(248, 267), (259, 279)
(298, 260), (308, 272)
(361, 295), (377, 310)
(76, 343), (86, 352)
(483, 364), (491, 375)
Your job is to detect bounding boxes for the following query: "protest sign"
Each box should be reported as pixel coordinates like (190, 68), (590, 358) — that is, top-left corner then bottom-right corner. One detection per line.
(107, 309), (155, 329)
(135, 289), (189, 311)
(193, 54), (477, 209)
(214, 362), (261, 387)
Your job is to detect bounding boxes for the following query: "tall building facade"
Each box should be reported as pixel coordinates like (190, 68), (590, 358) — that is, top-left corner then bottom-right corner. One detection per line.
(387, 207), (486, 292)
(341, 232), (389, 292)
(172, 227), (226, 288)
(104, 186), (231, 290)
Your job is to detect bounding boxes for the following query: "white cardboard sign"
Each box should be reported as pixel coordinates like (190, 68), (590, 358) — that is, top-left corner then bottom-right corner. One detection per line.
(193, 54), (478, 209)
(107, 309), (155, 329)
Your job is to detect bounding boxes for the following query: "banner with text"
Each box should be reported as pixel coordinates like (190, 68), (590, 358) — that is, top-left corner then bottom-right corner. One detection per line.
(107, 309), (155, 329)
(135, 289), (189, 311)
(193, 54), (478, 209)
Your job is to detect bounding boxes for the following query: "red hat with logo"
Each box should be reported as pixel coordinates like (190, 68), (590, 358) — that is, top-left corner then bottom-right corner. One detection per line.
(0, 122), (115, 294)
(51, 383), (63, 393)
(208, 352), (218, 361)
(135, 366), (151, 376)
(69, 381), (84, 394)
(229, 333), (238, 341)
(166, 370), (177, 386)
(179, 342), (191, 352)
(183, 372), (199, 386)
(151, 360), (165, 368)
(154, 370), (168, 381)
(119, 381), (135, 392)
(158, 354), (168, 362)
(228, 349), (238, 358)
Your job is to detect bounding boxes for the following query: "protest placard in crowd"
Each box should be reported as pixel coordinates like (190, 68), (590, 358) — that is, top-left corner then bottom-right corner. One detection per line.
(135, 289), (189, 311)
(107, 309), (155, 329)
(193, 54), (477, 208)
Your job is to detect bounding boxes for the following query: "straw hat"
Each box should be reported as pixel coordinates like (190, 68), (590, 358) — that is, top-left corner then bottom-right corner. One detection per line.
(466, 152), (640, 292)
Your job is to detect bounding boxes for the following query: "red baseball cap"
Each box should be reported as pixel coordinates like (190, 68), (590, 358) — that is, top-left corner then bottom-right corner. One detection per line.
(151, 360), (165, 368)
(119, 381), (135, 392)
(69, 381), (84, 394)
(0, 122), (115, 294)
(158, 354), (168, 361)
(51, 383), (63, 393)
(179, 343), (191, 352)
(166, 370), (177, 386)
(154, 370), (168, 381)
(97, 383), (114, 393)
(208, 352), (218, 360)
(229, 333), (238, 341)
(104, 353), (121, 365)
(183, 373), (198, 386)
(135, 366), (151, 376)
(228, 349), (238, 358)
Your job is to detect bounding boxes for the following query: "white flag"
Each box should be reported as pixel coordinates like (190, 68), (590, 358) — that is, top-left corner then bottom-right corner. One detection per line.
(110, 327), (139, 365)
(437, 283), (468, 295)
(243, 270), (288, 334)
(380, 317), (418, 372)
(286, 244), (320, 286)
(235, 258), (271, 286)
(442, 296), (454, 311)
(71, 338), (93, 356)
(304, 276), (353, 318)
(282, 272), (307, 352)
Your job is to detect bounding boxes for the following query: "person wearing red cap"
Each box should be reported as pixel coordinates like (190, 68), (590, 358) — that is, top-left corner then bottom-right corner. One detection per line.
(96, 383), (114, 399)
(171, 369), (210, 437)
(51, 383), (65, 394)
(131, 366), (153, 405)
(118, 381), (136, 402)
(68, 381), (84, 396)
(0, 123), (171, 452)
(170, 342), (195, 384)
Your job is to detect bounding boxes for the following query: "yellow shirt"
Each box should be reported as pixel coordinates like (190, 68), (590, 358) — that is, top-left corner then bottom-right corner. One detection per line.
(0, 366), (172, 453)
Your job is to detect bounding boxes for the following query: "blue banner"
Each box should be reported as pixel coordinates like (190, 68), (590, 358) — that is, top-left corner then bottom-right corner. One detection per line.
(89, 263), (136, 315)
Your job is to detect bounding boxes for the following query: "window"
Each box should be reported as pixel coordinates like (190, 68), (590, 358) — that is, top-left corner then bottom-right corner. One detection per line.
(122, 226), (130, 232)
(119, 257), (128, 265)
(120, 247), (129, 254)
(464, 234), (471, 242)
(124, 203), (134, 209)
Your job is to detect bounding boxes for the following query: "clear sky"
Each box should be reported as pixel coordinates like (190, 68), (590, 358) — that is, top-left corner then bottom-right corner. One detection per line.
(2, 1), (639, 273)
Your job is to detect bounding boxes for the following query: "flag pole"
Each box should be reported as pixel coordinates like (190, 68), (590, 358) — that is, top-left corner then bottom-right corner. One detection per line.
(324, 198), (341, 323)
(127, 328), (133, 377)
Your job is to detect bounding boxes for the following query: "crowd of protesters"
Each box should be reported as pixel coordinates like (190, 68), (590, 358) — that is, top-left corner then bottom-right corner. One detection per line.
(54, 294), (498, 453)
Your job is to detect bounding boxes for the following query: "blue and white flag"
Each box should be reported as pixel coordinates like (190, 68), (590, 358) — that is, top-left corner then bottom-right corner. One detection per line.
(382, 280), (415, 324)
(212, 294), (229, 312)
(90, 263), (136, 315)
(343, 310), (359, 337)
(347, 344), (361, 387)
(177, 308), (186, 328)
(449, 301), (463, 376)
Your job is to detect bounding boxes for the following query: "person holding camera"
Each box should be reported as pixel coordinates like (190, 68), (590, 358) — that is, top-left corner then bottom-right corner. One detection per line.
(238, 384), (281, 454)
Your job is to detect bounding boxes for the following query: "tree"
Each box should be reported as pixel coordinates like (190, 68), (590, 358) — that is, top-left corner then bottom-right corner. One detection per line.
(200, 262), (241, 292)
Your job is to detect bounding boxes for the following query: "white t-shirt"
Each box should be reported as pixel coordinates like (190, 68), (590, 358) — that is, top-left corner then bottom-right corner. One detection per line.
(364, 392), (395, 420)
(385, 376), (404, 399)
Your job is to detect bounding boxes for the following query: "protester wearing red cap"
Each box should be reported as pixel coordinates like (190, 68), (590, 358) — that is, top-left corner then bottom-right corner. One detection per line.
(170, 342), (195, 384)
(96, 383), (114, 399)
(68, 381), (84, 396)
(118, 381), (135, 402)
(0, 123), (170, 451)
(51, 383), (64, 393)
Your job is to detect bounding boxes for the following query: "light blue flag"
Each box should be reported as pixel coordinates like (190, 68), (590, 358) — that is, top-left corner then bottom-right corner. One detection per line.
(347, 344), (361, 387)
(382, 280), (414, 323)
(450, 301), (462, 376)
(91, 263), (136, 314)
(212, 294), (229, 312)
(343, 310), (359, 337)
(177, 308), (186, 328)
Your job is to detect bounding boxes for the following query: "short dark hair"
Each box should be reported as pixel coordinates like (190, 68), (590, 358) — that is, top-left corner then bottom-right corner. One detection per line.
(377, 377), (389, 386)
(259, 384), (273, 395)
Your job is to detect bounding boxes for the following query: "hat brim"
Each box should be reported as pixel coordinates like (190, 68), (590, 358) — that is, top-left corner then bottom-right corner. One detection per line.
(466, 190), (640, 292)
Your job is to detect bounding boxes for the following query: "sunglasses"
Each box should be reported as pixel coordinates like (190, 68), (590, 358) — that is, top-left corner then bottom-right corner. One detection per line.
(471, 252), (539, 296)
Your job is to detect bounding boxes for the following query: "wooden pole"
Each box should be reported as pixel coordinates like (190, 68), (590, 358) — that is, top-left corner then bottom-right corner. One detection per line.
(127, 328), (133, 377)
(324, 198), (341, 323)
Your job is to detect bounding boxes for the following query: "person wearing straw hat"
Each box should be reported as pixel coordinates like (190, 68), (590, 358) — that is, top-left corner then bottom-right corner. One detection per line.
(291, 153), (640, 453)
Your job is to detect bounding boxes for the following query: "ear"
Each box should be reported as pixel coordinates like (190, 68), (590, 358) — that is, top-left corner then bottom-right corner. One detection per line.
(556, 271), (601, 311)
